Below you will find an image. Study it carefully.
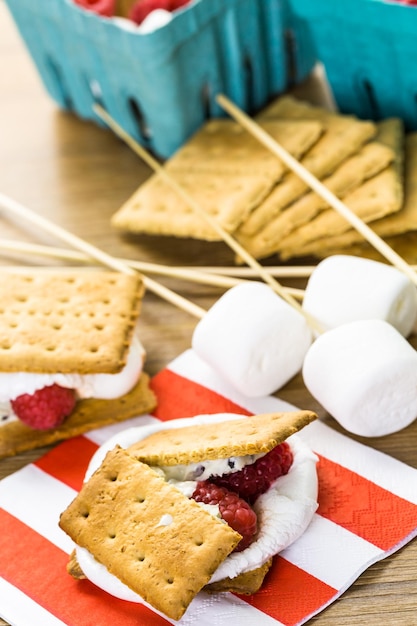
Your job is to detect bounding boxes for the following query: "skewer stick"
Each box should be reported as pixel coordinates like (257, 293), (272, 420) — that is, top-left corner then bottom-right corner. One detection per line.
(93, 105), (321, 332)
(194, 265), (315, 278)
(0, 193), (206, 319)
(0, 238), (315, 278)
(216, 94), (417, 287)
(0, 239), (305, 300)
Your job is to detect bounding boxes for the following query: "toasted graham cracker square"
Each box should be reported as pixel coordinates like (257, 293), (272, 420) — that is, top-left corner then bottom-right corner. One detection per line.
(162, 118), (323, 177)
(127, 411), (316, 467)
(356, 230), (417, 264)
(67, 548), (273, 595)
(239, 119), (399, 261)
(204, 558), (273, 595)
(59, 446), (241, 621)
(0, 269), (143, 374)
(279, 119), (405, 261)
(0, 372), (157, 459)
(297, 131), (417, 257)
(238, 138), (395, 260)
(306, 232), (417, 265)
(111, 170), (277, 240)
(258, 94), (341, 122)
(235, 96), (377, 238)
(111, 118), (323, 240)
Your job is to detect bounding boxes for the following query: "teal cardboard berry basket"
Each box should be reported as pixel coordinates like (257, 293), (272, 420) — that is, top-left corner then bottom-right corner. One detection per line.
(5, 0), (316, 157)
(287, 0), (417, 130)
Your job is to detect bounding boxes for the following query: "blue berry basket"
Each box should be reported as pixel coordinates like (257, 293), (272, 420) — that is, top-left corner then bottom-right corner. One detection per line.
(5, 0), (316, 158)
(287, 0), (417, 130)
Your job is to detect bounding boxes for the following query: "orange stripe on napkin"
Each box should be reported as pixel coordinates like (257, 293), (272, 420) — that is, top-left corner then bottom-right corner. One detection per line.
(242, 555), (336, 626)
(151, 369), (251, 420)
(0, 508), (171, 626)
(35, 436), (98, 492)
(317, 456), (417, 550)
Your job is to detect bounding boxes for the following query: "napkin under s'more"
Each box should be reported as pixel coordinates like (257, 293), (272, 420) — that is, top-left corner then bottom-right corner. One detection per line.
(59, 410), (317, 620)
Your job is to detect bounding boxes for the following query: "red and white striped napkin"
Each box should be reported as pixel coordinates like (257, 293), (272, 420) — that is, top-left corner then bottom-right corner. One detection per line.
(1, 349), (417, 626)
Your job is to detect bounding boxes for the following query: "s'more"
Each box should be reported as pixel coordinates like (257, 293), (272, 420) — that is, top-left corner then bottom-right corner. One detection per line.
(0, 268), (157, 458)
(59, 410), (318, 620)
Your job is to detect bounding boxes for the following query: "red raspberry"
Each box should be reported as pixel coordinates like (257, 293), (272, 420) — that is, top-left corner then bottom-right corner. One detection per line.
(192, 481), (257, 552)
(129, 0), (172, 24)
(170, 0), (191, 9)
(211, 442), (293, 504)
(73, 0), (116, 17)
(11, 384), (77, 431)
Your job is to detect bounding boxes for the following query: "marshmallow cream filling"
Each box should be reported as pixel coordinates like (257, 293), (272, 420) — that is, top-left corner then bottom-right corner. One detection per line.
(0, 336), (145, 405)
(75, 413), (319, 603)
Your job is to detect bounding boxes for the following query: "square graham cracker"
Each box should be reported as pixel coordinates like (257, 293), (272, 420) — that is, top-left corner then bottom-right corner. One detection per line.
(279, 119), (405, 260)
(236, 96), (377, 237)
(111, 118), (323, 240)
(59, 446), (241, 621)
(0, 269), (144, 374)
(298, 131), (417, 257)
(127, 411), (317, 467)
(240, 119), (400, 261)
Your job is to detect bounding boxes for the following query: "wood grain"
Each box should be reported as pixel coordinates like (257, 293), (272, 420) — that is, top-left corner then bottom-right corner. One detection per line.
(0, 4), (416, 625)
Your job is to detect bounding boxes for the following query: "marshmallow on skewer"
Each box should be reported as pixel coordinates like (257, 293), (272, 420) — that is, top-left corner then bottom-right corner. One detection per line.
(302, 255), (417, 337)
(192, 282), (313, 397)
(303, 319), (417, 437)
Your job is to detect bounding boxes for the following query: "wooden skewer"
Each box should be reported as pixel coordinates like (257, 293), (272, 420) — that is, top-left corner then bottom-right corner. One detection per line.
(0, 238), (315, 278)
(216, 94), (417, 287)
(0, 192), (206, 320)
(193, 265), (315, 278)
(93, 104), (321, 332)
(0, 239), (305, 300)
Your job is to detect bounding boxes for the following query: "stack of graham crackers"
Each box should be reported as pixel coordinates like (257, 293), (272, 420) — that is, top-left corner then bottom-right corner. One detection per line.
(111, 95), (417, 265)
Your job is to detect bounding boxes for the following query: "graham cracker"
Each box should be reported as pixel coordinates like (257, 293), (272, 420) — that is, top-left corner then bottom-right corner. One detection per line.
(204, 558), (273, 595)
(236, 96), (377, 237)
(59, 446), (241, 621)
(127, 411), (316, 467)
(67, 550), (86, 580)
(279, 119), (405, 260)
(0, 269), (144, 374)
(237, 124), (396, 260)
(163, 118), (323, 177)
(111, 170), (277, 240)
(295, 131), (417, 256)
(0, 372), (157, 459)
(258, 94), (344, 122)
(342, 230), (417, 265)
(67, 549), (273, 595)
(111, 118), (323, 240)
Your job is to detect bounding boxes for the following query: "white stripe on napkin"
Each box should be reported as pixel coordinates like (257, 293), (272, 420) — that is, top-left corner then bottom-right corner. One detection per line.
(281, 513), (382, 589)
(0, 577), (67, 626)
(0, 465), (75, 553)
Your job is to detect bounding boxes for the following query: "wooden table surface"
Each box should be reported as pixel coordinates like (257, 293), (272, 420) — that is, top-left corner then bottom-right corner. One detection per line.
(1, 3), (416, 624)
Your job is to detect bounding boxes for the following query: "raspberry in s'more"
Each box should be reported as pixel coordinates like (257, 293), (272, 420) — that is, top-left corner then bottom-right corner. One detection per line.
(0, 268), (157, 457)
(59, 410), (318, 620)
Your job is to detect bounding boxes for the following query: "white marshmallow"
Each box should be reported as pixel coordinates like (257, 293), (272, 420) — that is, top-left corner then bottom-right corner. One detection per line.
(302, 319), (417, 437)
(192, 282), (313, 397)
(302, 255), (417, 337)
